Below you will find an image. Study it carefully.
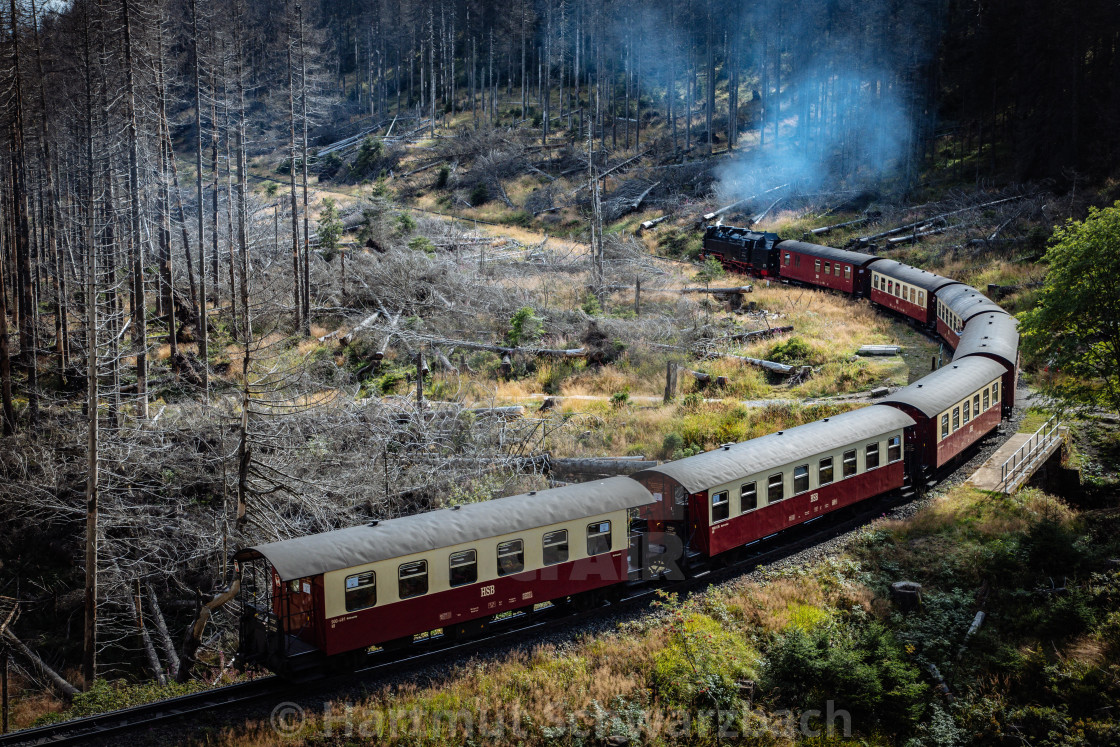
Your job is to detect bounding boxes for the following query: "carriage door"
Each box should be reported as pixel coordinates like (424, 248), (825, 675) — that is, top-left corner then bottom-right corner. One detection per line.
(280, 577), (316, 643)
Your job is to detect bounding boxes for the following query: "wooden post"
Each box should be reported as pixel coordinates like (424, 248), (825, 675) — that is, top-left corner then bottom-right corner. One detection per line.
(634, 276), (641, 316)
(664, 361), (675, 403)
(415, 352), (426, 407)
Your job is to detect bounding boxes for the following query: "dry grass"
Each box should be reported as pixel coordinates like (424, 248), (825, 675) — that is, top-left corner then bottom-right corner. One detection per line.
(6, 673), (66, 730)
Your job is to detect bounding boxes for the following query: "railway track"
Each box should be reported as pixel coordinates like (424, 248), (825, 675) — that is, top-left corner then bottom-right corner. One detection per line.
(0, 471), (936, 746)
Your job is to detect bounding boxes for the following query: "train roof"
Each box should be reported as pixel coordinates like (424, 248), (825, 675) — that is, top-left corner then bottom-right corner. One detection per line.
(878, 356), (1007, 418)
(633, 405), (915, 494)
(870, 259), (960, 293)
(236, 477), (654, 581)
(776, 240), (882, 267)
(935, 284), (1007, 322)
(704, 225), (779, 241)
(952, 312), (1020, 367)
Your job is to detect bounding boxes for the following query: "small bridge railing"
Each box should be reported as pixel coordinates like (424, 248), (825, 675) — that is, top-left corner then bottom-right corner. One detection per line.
(997, 415), (1062, 494)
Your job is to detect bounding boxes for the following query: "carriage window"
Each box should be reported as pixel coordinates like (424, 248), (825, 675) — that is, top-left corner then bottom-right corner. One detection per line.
(992, 381), (999, 403)
(741, 482), (757, 512)
(823, 261), (831, 275)
(843, 449), (857, 477)
(497, 539), (524, 576)
(963, 399), (971, 423)
(910, 288), (917, 303)
(887, 280), (893, 294)
(815, 259), (821, 272)
(866, 443), (880, 470)
(398, 560), (428, 599)
(983, 389), (990, 410)
(974, 394), (981, 414)
(793, 465), (810, 494)
(543, 530), (568, 565)
(918, 291), (925, 306)
(449, 550), (477, 587)
(768, 473), (785, 503)
(844, 265), (851, 280)
(783, 253), (791, 266)
(345, 571), (376, 611)
(953, 407), (960, 431)
(587, 521), (612, 555)
(711, 491), (730, 522)
(819, 457), (834, 486)
(888, 436), (902, 462)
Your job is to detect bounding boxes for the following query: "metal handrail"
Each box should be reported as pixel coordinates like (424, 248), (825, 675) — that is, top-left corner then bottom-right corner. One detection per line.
(997, 415), (1062, 492)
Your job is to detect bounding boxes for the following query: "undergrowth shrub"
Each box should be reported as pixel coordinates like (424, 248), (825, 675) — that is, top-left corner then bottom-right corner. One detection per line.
(763, 622), (927, 737)
(650, 597), (760, 710)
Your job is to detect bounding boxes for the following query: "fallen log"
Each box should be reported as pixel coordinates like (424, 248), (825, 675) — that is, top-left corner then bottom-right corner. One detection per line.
(807, 214), (874, 236)
(340, 312), (380, 346)
(750, 194), (785, 225)
(702, 183), (788, 222)
(619, 181), (661, 217)
(423, 336), (586, 359)
(858, 345), (901, 356)
(679, 286), (753, 295)
(550, 457), (659, 476)
(176, 574), (241, 684)
(570, 149), (653, 194)
(467, 405), (525, 418)
(132, 580), (167, 686)
(146, 586), (180, 679)
(639, 215), (671, 232)
(399, 160), (445, 178)
(886, 226), (949, 245)
(855, 195), (1026, 245)
(2, 629), (78, 698)
(712, 325), (793, 343)
(719, 353), (800, 375)
(686, 369), (729, 387)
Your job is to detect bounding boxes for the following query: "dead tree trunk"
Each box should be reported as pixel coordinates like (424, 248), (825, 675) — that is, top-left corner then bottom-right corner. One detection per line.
(81, 9), (98, 690)
(176, 576), (240, 683)
(287, 10), (302, 333)
(122, 0), (148, 419)
(9, 0), (37, 427)
(191, 0), (209, 397)
(2, 631), (78, 699)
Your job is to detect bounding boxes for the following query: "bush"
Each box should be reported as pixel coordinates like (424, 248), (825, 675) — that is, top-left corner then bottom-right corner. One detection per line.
(395, 212), (417, 236)
(469, 182), (490, 206)
(435, 164), (450, 189)
(651, 608), (760, 709)
(507, 306), (542, 347)
(767, 336), (820, 365)
(580, 293), (601, 316)
(763, 622), (927, 736)
(317, 152), (344, 181)
(610, 390), (630, 408)
(661, 432), (684, 459)
(694, 257), (727, 284)
(348, 136), (385, 180)
(408, 236), (435, 254)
